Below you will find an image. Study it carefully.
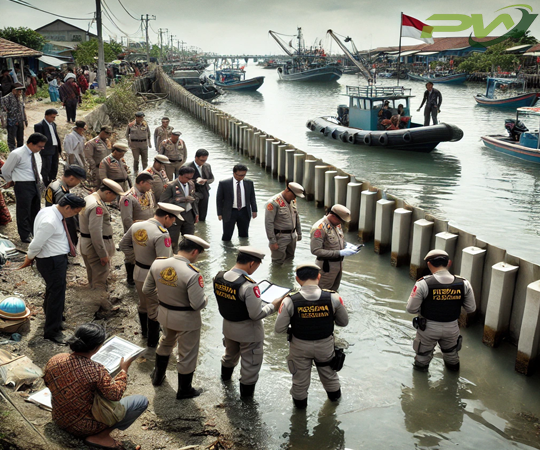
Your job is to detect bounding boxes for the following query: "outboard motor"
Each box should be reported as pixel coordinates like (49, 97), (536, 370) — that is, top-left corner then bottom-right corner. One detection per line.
(505, 119), (528, 142)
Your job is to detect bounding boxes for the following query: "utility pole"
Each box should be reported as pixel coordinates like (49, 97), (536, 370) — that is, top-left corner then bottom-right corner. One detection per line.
(158, 28), (167, 63)
(170, 35), (176, 59)
(178, 40), (186, 57)
(141, 14), (156, 63)
(96, 0), (106, 96)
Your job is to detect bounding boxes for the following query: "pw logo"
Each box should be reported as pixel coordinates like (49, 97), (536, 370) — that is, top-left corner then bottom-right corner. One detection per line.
(425, 4), (538, 47)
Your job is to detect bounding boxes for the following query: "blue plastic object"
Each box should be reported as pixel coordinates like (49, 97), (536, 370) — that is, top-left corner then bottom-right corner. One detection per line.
(0, 297), (27, 316)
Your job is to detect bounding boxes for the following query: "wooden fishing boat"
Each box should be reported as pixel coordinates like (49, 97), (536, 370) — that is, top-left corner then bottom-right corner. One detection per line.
(408, 72), (467, 84)
(474, 77), (539, 108)
(213, 69), (264, 91)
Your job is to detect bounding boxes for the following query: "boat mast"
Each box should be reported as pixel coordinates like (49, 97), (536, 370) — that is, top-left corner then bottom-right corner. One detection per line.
(327, 30), (371, 80)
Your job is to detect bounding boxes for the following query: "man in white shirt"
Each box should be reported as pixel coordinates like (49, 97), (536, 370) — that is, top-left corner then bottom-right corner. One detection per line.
(63, 120), (87, 166)
(1, 133), (47, 243)
(19, 194), (85, 344)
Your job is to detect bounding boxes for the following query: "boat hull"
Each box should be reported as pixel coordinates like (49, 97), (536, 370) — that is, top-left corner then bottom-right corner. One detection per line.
(214, 76), (265, 91)
(277, 66), (342, 82)
(306, 117), (464, 153)
(474, 92), (539, 108)
(481, 135), (540, 163)
(408, 73), (467, 84)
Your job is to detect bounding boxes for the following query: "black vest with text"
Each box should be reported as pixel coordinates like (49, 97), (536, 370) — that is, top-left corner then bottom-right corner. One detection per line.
(290, 290), (334, 340)
(420, 275), (465, 322)
(213, 271), (251, 322)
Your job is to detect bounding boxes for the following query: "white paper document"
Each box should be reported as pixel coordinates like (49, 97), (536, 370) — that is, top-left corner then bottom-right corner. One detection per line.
(91, 336), (145, 373)
(27, 387), (52, 410)
(257, 280), (291, 303)
(345, 242), (364, 252)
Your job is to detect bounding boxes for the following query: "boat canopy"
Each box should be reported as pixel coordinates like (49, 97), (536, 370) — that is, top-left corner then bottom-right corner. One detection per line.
(346, 85), (413, 100)
(517, 106), (540, 117)
(485, 77), (524, 97)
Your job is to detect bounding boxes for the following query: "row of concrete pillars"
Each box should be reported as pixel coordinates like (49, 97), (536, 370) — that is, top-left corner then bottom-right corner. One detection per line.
(155, 68), (540, 377)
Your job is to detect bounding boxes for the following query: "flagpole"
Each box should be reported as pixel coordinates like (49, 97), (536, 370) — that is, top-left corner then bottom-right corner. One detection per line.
(397, 12), (403, 86)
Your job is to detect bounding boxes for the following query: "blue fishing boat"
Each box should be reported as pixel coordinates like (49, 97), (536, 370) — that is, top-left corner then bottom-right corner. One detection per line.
(474, 77), (539, 108)
(306, 85), (463, 153)
(481, 107), (540, 163)
(213, 69), (265, 91)
(408, 72), (467, 84)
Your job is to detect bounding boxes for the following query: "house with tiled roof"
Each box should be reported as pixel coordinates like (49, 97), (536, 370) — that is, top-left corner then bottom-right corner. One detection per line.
(0, 38), (43, 86)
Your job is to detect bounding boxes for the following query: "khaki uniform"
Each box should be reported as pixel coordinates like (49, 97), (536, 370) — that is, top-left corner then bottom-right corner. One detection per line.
(275, 284), (349, 401)
(144, 166), (169, 201)
(99, 154), (130, 191)
(119, 186), (156, 233)
(154, 125), (173, 149)
(142, 255), (207, 374)
(84, 137), (110, 188)
(216, 268), (276, 385)
(310, 216), (345, 291)
(126, 120), (151, 173)
(79, 193), (115, 291)
(158, 138), (187, 180)
(265, 192), (302, 263)
(119, 218), (172, 314)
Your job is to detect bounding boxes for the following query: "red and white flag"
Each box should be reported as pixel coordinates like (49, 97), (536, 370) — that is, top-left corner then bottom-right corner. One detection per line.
(401, 14), (434, 44)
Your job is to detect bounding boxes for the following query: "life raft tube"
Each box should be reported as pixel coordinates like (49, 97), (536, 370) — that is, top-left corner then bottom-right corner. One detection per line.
(363, 133), (372, 146)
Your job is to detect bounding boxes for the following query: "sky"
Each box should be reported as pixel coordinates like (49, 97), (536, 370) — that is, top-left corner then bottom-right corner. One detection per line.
(1, 0), (539, 54)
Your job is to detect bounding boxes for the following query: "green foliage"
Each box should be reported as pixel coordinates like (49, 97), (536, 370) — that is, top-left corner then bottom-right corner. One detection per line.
(80, 90), (106, 111)
(0, 27), (46, 50)
(34, 84), (50, 99)
(511, 30), (538, 46)
(73, 39), (123, 65)
(457, 40), (520, 73)
(0, 139), (9, 157)
(104, 79), (141, 125)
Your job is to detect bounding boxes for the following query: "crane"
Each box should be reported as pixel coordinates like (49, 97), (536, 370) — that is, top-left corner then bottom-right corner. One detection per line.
(327, 30), (372, 81)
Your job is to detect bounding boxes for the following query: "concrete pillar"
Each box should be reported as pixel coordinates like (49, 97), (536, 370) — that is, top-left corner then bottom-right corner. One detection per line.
(460, 246), (487, 314)
(314, 165), (328, 208)
(346, 183), (362, 232)
(252, 131), (261, 160)
(324, 171), (338, 210)
(228, 120), (235, 145)
(265, 139), (274, 172)
(258, 134), (267, 166)
(294, 153), (306, 185)
(358, 190), (377, 243)
(483, 262), (519, 347)
(285, 149), (296, 183)
(277, 145), (287, 182)
(271, 142), (280, 178)
(303, 160), (317, 201)
(516, 281), (540, 375)
(374, 199), (395, 254)
(409, 219), (434, 279)
(435, 232), (458, 261)
(334, 176), (349, 206)
(239, 126), (247, 153)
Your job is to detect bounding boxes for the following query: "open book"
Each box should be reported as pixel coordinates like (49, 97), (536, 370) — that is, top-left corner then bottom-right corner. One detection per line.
(257, 280), (291, 303)
(91, 336), (145, 373)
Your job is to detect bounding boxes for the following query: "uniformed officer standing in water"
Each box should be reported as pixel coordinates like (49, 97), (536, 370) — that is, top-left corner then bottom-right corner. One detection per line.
(406, 250), (476, 372)
(275, 263), (349, 408)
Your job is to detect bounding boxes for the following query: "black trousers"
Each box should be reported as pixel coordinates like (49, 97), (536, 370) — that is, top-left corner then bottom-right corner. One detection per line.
(65, 99), (77, 122)
(36, 254), (68, 337)
(222, 207), (250, 241)
(198, 195), (209, 222)
(40, 151), (59, 187)
(7, 123), (24, 151)
(169, 210), (196, 253)
(14, 181), (41, 240)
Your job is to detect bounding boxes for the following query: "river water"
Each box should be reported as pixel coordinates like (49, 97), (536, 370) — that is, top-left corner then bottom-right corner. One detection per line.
(141, 66), (540, 449)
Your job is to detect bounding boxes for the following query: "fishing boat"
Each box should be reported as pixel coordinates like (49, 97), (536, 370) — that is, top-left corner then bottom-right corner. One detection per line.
(170, 70), (222, 101)
(481, 107), (540, 163)
(269, 28), (343, 82)
(474, 77), (540, 108)
(306, 85), (463, 153)
(408, 72), (467, 84)
(213, 69), (265, 91)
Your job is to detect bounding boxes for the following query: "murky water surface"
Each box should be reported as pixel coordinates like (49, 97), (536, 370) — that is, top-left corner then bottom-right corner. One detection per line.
(143, 66), (540, 449)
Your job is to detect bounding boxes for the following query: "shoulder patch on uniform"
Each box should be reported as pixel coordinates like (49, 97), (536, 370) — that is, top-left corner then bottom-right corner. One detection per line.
(188, 264), (200, 273)
(61, 185), (68, 193)
(134, 229), (148, 246)
(124, 199), (129, 207)
(158, 225), (167, 233)
(164, 237), (171, 248)
(159, 267), (178, 287)
(277, 197), (285, 207)
(267, 203), (274, 211)
(198, 275), (204, 288)
(339, 296), (344, 305)
(253, 286), (261, 298)
(313, 229), (322, 238)
(321, 289), (336, 293)
(95, 206), (103, 216)
(244, 275), (256, 283)
(317, 223), (324, 229)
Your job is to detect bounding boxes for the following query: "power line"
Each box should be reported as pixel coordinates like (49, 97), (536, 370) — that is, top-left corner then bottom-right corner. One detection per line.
(117, 0), (138, 21)
(8, 0), (91, 20)
(101, 1), (141, 37)
(102, 0), (125, 25)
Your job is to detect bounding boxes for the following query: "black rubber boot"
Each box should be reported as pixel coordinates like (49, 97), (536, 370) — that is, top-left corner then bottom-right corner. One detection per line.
(147, 319), (161, 348)
(327, 389), (341, 402)
(413, 361), (429, 372)
(176, 372), (202, 399)
(138, 312), (148, 338)
(293, 397), (308, 409)
(221, 365), (234, 381)
(445, 361), (460, 372)
(125, 263), (135, 286)
(239, 382), (255, 398)
(151, 354), (170, 386)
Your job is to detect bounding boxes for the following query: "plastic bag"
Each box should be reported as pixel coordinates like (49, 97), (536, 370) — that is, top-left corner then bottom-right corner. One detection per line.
(0, 349), (43, 391)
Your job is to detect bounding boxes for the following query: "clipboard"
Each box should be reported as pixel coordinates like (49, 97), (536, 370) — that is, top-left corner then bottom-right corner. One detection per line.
(257, 280), (291, 303)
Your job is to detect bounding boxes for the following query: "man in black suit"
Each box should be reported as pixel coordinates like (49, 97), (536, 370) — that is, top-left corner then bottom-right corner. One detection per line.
(187, 149), (214, 222)
(216, 164), (257, 241)
(34, 108), (62, 186)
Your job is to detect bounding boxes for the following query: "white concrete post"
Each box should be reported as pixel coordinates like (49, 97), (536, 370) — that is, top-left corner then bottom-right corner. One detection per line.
(409, 219), (434, 279)
(460, 246), (487, 314)
(483, 262), (519, 347)
(516, 280), (540, 375)
(265, 139), (274, 170)
(314, 165), (328, 208)
(294, 153), (306, 185)
(252, 131), (261, 160)
(374, 199), (395, 254)
(324, 170), (338, 210)
(334, 176), (349, 206)
(240, 126), (248, 153)
(285, 149), (296, 183)
(346, 182), (362, 232)
(278, 145), (287, 182)
(435, 232), (459, 262)
(271, 141), (280, 178)
(258, 134), (267, 166)
(303, 160), (317, 201)
(358, 190), (378, 243)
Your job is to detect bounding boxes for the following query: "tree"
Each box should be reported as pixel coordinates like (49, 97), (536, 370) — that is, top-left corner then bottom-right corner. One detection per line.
(457, 40), (520, 73)
(73, 39), (123, 65)
(0, 27), (46, 51)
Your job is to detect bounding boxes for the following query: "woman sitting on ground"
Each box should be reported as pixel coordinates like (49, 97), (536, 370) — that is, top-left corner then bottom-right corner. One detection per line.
(43, 323), (148, 449)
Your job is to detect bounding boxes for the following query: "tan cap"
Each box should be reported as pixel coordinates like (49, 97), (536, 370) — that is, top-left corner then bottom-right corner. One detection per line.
(100, 126), (113, 133)
(182, 234), (210, 249)
(287, 182), (305, 198)
(424, 249), (449, 261)
(102, 178), (126, 196)
(295, 263), (320, 272)
(238, 246), (266, 261)
(331, 204), (351, 222)
(112, 142), (129, 152)
(157, 202), (185, 220)
(155, 155), (171, 164)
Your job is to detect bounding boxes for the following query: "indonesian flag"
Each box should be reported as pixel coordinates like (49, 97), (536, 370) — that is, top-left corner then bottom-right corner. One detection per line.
(401, 14), (434, 44)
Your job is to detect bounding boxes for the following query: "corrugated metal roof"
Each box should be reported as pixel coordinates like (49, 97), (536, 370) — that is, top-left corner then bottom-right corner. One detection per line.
(0, 38), (43, 58)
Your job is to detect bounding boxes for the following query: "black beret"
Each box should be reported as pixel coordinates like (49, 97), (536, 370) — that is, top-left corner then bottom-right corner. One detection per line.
(60, 193), (86, 208)
(65, 164), (87, 180)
